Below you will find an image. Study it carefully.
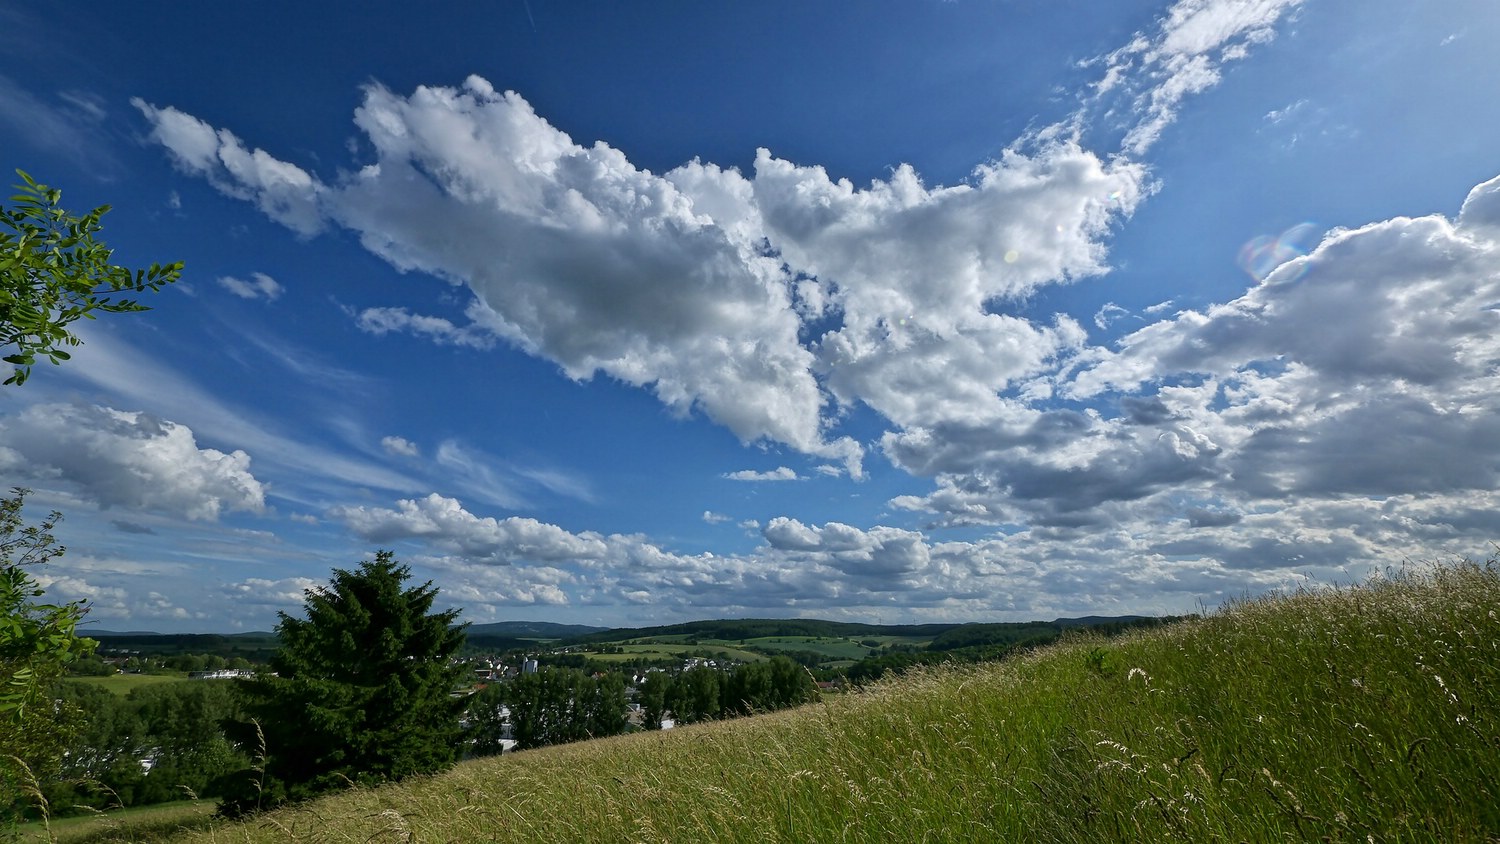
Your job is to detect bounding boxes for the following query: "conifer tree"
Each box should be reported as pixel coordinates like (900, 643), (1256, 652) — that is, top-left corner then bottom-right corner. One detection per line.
(219, 551), (468, 816)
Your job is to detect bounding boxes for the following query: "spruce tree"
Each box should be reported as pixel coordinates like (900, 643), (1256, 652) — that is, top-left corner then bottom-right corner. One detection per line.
(220, 551), (468, 816)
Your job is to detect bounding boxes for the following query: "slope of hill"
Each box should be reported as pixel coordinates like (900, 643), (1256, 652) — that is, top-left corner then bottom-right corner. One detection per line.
(145, 559), (1499, 843)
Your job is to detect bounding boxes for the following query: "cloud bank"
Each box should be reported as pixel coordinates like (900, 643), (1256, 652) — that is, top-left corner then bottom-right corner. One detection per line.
(112, 0), (1500, 623)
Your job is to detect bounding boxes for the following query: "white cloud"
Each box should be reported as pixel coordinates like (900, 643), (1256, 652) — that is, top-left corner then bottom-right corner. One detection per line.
(131, 97), (324, 236)
(226, 576), (323, 610)
(34, 572), (131, 618)
(1072, 188), (1500, 401)
(759, 518), (934, 588)
(1060, 0), (1303, 155)
(355, 305), (496, 349)
(133, 77), (1162, 481)
(330, 493), (609, 564)
(0, 402), (266, 520)
(309, 486), (1500, 624)
(701, 510), (731, 524)
(1264, 98), (1308, 124)
(1093, 302), (1130, 329)
(1124, 0), (1304, 154)
(889, 171), (1500, 546)
(420, 557), (574, 608)
(381, 435), (420, 457)
(723, 466), (800, 482)
(217, 272), (284, 301)
(58, 327), (424, 499)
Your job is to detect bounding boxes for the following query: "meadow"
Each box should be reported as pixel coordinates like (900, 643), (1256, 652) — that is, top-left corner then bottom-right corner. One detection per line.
(61, 674), (188, 697)
(37, 561), (1500, 843)
(15, 801), (215, 843)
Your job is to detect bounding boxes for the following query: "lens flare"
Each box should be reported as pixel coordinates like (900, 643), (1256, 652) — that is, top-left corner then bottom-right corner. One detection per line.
(1237, 222), (1320, 282)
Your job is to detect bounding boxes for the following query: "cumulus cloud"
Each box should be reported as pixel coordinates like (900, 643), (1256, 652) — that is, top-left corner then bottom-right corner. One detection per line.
(381, 435), (420, 457)
(131, 97), (324, 235)
(127, 0), (1304, 488)
(330, 493), (609, 564)
(33, 572), (130, 618)
(760, 518), (933, 587)
(31, 560), (211, 622)
(132, 71), (1167, 480)
(723, 466), (800, 482)
(305, 486), (1498, 625)
(318, 495), (973, 616)
(217, 272), (284, 301)
(891, 171), (1500, 549)
(418, 556), (575, 608)
(0, 402), (266, 520)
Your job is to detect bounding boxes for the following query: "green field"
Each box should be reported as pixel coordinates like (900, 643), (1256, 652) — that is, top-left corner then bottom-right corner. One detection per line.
(734, 635), (881, 660)
(15, 800), (215, 843)
(138, 560), (1497, 843)
(63, 673), (190, 696)
(580, 642), (764, 663)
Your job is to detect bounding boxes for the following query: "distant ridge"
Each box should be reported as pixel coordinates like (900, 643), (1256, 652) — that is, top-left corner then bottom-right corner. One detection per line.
(465, 621), (609, 639)
(85, 630), (168, 637)
(1052, 615), (1148, 627)
(89, 630), (277, 638)
(557, 615), (1163, 647)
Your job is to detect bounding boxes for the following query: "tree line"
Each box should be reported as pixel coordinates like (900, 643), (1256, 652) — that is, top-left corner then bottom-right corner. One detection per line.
(42, 680), (248, 812)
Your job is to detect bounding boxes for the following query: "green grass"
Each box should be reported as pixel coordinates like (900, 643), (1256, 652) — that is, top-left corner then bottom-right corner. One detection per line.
(63, 674), (189, 697)
(581, 642), (763, 663)
(100, 561), (1500, 842)
(14, 800), (215, 843)
(734, 635), (877, 659)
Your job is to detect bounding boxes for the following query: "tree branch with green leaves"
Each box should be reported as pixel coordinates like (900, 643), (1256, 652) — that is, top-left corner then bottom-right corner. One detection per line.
(1, 170), (182, 385)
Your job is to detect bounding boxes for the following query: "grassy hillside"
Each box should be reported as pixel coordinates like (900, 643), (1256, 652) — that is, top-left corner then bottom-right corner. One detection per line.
(96, 562), (1500, 842)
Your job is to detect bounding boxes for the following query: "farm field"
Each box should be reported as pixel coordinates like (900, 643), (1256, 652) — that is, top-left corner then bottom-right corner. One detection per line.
(733, 635), (886, 660)
(580, 642), (764, 663)
(63, 674), (190, 696)
(571, 629), (935, 669)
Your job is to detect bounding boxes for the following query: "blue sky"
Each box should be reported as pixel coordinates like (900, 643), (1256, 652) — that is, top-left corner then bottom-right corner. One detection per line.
(3, 1), (1500, 632)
